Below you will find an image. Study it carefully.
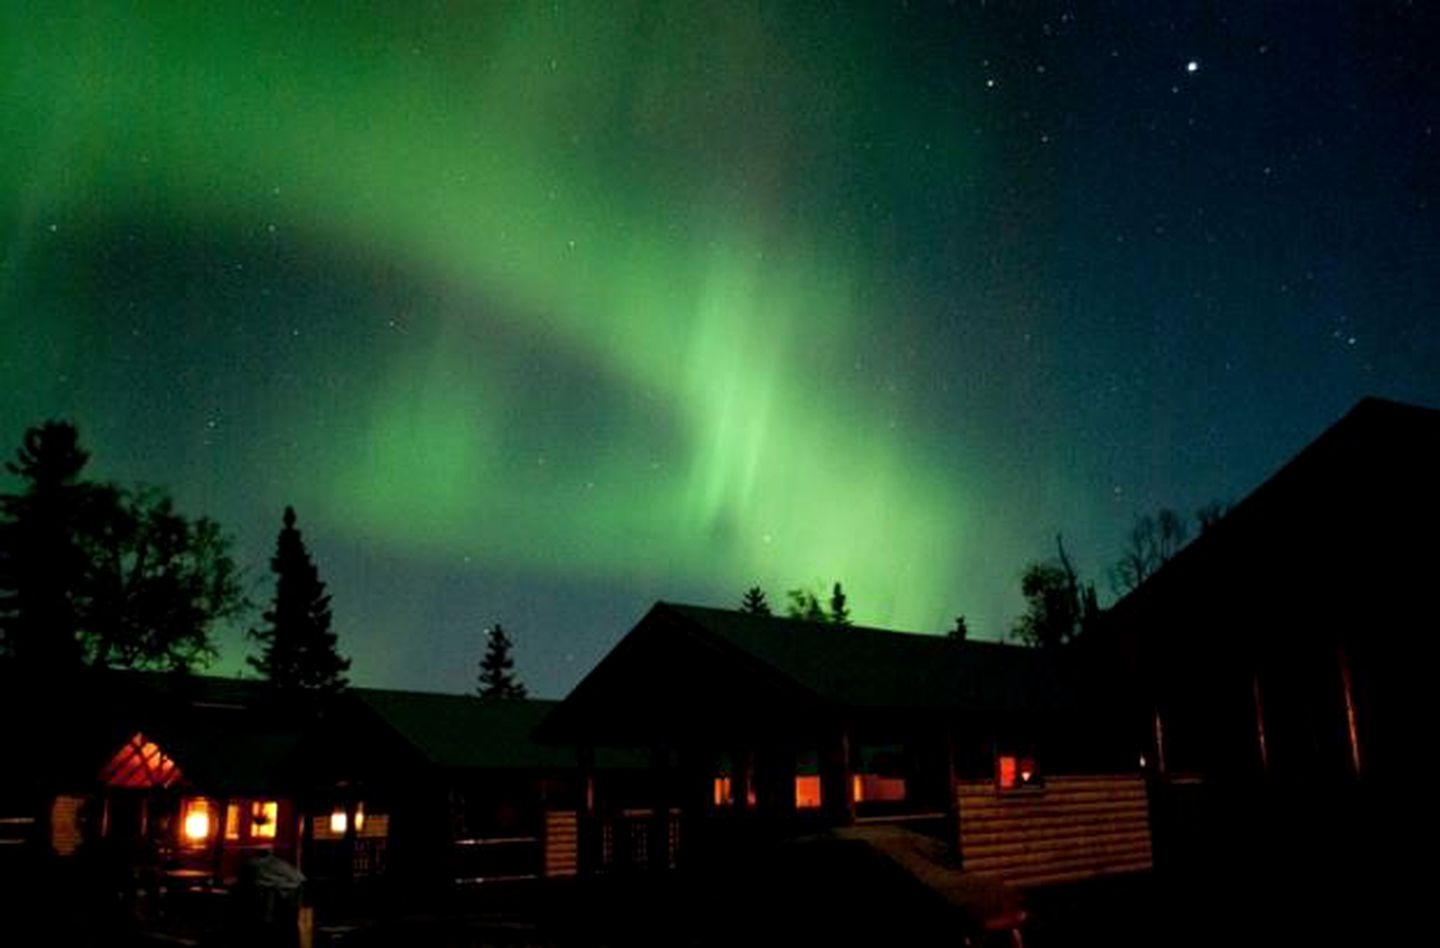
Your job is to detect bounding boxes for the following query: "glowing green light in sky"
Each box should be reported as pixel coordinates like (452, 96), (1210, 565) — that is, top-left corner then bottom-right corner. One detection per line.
(2, 1), (985, 631)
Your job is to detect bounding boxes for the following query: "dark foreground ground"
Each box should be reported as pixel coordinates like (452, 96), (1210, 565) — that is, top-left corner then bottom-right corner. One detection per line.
(0, 840), (1410, 947)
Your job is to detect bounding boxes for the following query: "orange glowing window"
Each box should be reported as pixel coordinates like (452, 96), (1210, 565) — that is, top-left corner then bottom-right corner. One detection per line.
(225, 803), (241, 840)
(713, 776), (733, 807)
(795, 776), (822, 809)
(251, 801), (278, 839)
(100, 733), (181, 789)
(181, 799), (212, 846)
(997, 754), (1039, 790)
(853, 774), (907, 803)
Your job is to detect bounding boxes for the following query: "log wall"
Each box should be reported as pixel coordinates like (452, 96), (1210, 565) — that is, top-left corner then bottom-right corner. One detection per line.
(956, 774), (1152, 888)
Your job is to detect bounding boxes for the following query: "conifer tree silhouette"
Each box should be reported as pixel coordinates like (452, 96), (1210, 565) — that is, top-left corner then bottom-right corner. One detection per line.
(477, 624), (526, 699)
(249, 506), (349, 690)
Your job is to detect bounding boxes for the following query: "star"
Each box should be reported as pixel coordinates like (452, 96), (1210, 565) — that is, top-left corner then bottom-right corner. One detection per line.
(1186, 60), (1199, 73)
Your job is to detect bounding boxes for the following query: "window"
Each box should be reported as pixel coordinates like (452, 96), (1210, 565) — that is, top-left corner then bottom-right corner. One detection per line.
(795, 749), (822, 809)
(713, 776), (733, 807)
(853, 745), (907, 803)
(251, 801), (278, 839)
(225, 803), (241, 840)
(852, 774), (907, 803)
(316, 803), (384, 839)
(100, 733), (181, 789)
(996, 754), (1040, 790)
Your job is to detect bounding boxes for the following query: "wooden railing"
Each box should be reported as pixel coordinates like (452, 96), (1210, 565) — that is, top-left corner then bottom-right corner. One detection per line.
(955, 774), (1152, 888)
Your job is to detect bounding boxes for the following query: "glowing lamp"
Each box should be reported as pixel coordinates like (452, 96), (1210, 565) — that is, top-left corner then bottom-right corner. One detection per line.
(355, 803), (365, 833)
(329, 809), (347, 834)
(183, 801), (211, 842)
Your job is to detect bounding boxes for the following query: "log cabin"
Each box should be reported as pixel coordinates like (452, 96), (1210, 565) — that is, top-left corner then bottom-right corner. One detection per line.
(296, 688), (642, 894)
(0, 669), (309, 889)
(538, 602), (1153, 890)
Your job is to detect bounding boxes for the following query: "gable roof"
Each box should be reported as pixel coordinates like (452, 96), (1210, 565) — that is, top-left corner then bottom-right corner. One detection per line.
(540, 602), (1069, 745)
(0, 666), (313, 796)
(661, 603), (1058, 713)
(1104, 396), (1440, 631)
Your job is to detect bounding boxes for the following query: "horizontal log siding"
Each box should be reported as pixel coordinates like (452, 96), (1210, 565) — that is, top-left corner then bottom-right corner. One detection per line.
(544, 810), (579, 877)
(956, 774), (1152, 888)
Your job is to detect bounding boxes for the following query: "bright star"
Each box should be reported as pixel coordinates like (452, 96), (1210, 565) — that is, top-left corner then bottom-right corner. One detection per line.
(1186, 60), (1199, 73)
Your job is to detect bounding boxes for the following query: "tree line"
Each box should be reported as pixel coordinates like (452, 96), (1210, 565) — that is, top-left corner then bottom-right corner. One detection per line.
(0, 421), (357, 691)
(736, 503), (1227, 649)
(1, 420), (533, 698)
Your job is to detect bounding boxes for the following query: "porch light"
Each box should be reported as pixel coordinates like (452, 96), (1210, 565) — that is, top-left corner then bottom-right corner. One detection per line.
(329, 808), (347, 834)
(354, 803), (365, 833)
(182, 800), (211, 842)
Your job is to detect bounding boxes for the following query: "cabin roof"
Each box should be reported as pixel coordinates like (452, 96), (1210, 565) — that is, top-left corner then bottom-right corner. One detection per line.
(660, 603), (1058, 713)
(541, 602), (1070, 745)
(1103, 396), (1440, 632)
(347, 689), (577, 771)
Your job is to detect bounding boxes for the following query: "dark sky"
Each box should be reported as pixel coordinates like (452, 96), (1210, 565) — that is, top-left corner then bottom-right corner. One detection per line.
(3, 1), (1437, 697)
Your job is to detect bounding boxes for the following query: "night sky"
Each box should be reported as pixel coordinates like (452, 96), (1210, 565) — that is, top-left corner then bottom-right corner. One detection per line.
(4, 2), (1437, 698)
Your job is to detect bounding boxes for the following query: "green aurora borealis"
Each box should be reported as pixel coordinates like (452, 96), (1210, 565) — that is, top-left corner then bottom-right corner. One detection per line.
(5, 2), (1438, 694)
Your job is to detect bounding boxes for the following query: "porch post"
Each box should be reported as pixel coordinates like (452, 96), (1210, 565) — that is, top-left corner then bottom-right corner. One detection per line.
(731, 747), (752, 817)
(946, 723), (961, 865)
(820, 727), (854, 826)
(577, 742), (597, 875)
(648, 743), (672, 872)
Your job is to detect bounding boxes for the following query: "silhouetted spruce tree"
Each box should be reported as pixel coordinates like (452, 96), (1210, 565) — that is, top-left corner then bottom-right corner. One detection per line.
(0, 422), (94, 669)
(248, 506), (349, 691)
(740, 586), (771, 615)
(828, 582), (851, 625)
(477, 624), (527, 699)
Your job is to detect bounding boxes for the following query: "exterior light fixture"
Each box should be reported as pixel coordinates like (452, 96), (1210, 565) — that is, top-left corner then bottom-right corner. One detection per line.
(182, 800), (211, 842)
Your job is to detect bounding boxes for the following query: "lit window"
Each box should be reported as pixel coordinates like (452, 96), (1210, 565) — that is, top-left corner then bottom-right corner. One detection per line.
(225, 803), (241, 840)
(182, 799), (212, 845)
(357, 812), (388, 839)
(853, 774), (907, 803)
(794, 776), (822, 809)
(251, 801), (278, 839)
(101, 733), (181, 789)
(354, 803), (365, 833)
(713, 776), (733, 807)
(997, 754), (1040, 790)
(329, 808), (347, 835)
(853, 745), (907, 803)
